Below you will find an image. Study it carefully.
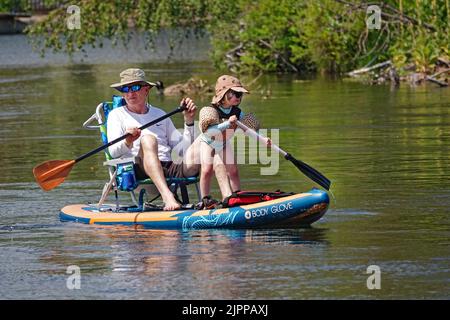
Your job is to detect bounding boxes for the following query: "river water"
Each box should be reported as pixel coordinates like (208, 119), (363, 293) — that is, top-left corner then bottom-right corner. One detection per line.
(0, 34), (449, 299)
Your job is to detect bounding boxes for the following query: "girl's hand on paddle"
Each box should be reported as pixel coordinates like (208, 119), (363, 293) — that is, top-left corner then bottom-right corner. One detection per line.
(228, 115), (238, 129)
(181, 97), (197, 125)
(125, 127), (141, 147)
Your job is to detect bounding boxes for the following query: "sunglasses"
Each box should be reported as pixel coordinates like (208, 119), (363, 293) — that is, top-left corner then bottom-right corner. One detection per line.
(227, 90), (243, 99)
(119, 84), (144, 93)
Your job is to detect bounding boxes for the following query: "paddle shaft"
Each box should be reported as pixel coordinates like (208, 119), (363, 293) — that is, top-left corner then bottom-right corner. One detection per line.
(236, 120), (288, 156)
(236, 120), (331, 190)
(75, 106), (186, 163)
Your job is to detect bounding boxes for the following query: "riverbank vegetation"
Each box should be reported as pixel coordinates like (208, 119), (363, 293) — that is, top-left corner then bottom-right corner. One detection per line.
(22, 0), (450, 85)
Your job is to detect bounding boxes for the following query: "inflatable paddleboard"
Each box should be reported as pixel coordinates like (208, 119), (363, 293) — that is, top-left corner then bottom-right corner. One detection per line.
(60, 188), (329, 229)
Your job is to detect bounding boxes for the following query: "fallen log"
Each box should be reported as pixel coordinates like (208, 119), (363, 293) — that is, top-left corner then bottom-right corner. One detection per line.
(437, 57), (450, 68)
(426, 76), (448, 87)
(425, 68), (449, 87)
(347, 60), (392, 76)
(430, 68), (450, 79)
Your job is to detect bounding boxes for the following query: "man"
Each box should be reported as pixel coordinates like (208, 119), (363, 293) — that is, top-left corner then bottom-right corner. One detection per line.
(108, 68), (200, 211)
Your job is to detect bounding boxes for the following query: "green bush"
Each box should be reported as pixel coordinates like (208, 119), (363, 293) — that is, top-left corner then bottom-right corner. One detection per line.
(26, 0), (449, 75)
(0, 0), (30, 12)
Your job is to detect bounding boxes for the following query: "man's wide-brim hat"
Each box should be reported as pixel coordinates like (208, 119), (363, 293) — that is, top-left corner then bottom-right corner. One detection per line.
(110, 68), (156, 89)
(212, 75), (249, 104)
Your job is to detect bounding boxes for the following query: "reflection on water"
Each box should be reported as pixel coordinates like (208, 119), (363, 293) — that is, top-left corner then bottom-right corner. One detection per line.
(3, 224), (329, 299)
(0, 54), (449, 299)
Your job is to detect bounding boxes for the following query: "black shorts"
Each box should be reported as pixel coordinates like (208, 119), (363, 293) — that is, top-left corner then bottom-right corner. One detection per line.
(134, 161), (185, 180)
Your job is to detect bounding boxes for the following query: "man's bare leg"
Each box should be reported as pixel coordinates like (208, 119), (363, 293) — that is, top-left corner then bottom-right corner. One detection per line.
(140, 135), (180, 211)
(182, 136), (202, 177)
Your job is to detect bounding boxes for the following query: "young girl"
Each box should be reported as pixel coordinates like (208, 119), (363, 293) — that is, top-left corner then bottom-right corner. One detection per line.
(198, 75), (266, 209)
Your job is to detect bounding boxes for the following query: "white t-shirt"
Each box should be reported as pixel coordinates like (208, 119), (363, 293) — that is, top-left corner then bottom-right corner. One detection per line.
(107, 104), (194, 162)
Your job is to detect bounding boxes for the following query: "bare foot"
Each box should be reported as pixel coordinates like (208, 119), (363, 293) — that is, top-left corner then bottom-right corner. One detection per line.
(164, 201), (181, 211)
(162, 195), (181, 211)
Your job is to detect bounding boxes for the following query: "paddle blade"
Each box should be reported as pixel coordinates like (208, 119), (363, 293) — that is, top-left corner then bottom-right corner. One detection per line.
(286, 154), (331, 190)
(33, 160), (76, 191)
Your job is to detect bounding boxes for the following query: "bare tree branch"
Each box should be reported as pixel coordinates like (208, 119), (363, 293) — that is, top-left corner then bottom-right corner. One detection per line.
(334, 0), (437, 32)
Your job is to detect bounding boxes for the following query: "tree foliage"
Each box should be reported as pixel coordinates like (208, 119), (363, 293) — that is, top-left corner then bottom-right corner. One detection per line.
(25, 0), (449, 75)
(0, 0), (30, 12)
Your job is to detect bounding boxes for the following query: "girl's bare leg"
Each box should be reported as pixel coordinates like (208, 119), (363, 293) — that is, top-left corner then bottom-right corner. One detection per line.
(214, 151), (233, 199)
(223, 142), (240, 192)
(199, 142), (215, 198)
